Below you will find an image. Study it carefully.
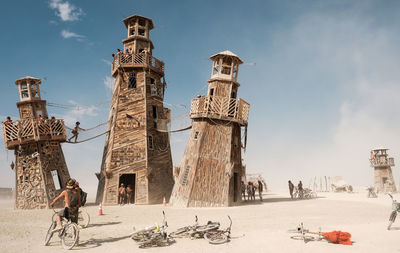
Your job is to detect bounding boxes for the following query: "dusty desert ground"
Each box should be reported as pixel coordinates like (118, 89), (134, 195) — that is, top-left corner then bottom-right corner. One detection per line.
(1, 189), (400, 253)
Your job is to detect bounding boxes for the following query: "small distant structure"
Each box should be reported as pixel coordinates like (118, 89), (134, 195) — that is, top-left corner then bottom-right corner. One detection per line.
(1, 76), (70, 209)
(331, 176), (351, 192)
(370, 148), (397, 193)
(170, 50), (250, 207)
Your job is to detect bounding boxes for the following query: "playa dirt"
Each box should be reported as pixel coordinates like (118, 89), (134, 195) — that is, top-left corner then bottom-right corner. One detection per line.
(0, 189), (399, 253)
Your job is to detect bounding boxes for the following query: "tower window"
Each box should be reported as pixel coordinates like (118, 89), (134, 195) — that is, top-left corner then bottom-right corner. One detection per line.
(138, 29), (145, 36)
(148, 136), (153, 149)
(138, 19), (146, 26)
(209, 88), (214, 96)
(130, 29), (135, 36)
(128, 73), (136, 88)
(51, 170), (62, 190)
(181, 165), (190, 186)
(221, 66), (231, 75)
(152, 105), (157, 119)
(194, 131), (199, 140)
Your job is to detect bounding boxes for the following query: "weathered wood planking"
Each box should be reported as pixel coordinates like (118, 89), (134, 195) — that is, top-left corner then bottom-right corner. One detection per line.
(96, 15), (174, 205)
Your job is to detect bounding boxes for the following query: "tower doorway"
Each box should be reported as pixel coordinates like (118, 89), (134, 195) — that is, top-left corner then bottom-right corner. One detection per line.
(233, 172), (238, 202)
(119, 173), (136, 204)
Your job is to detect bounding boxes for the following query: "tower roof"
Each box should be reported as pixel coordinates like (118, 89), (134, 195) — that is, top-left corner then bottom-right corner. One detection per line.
(372, 147), (389, 151)
(210, 50), (243, 64)
(15, 76), (41, 85)
(123, 14), (154, 29)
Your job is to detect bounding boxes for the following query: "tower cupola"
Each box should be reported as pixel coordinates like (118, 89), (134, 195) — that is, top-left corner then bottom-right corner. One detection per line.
(122, 15), (154, 54)
(15, 76), (42, 102)
(210, 50), (243, 83)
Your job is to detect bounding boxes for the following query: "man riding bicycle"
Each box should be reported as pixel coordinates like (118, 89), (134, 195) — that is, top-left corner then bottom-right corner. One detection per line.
(50, 178), (81, 232)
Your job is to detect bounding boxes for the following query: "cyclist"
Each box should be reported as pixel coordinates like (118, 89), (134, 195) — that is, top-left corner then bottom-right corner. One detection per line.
(50, 178), (81, 232)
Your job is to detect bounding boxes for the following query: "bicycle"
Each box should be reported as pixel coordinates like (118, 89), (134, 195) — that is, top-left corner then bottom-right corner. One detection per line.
(170, 215), (220, 239)
(288, 223), (322, 243)
(130, 211), (174, 248)
(52, 208), (90, 228)
(44, 209), (79, 250)
(203, 216), (232, 244)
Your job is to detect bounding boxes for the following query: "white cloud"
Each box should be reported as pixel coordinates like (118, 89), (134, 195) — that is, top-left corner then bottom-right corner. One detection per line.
(49, 0), (84, 22)
(101, 59), (112, 66)
(61, 29), (84, 39)
(103, 76), (114, 91)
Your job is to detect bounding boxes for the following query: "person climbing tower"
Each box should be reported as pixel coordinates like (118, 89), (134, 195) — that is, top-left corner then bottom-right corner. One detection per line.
(68, 121), (85, 143)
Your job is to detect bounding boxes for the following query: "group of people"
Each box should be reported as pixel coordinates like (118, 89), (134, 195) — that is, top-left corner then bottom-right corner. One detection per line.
(118, 183), (134, 205)
(241, 180), (265, 201)
(288, 180), (303, 199)
(50, 178), (85, 232)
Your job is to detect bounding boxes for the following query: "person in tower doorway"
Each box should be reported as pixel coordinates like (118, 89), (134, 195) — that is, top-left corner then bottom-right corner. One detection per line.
(126, 185), (133, 204)
(288, 180), (294, 199)
(50, 179), (81, 232)
(118, 183), (126, 205)
(68, 122), (85, 143)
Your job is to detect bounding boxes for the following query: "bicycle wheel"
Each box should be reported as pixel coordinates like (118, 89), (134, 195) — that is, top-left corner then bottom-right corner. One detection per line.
(44, 221), (56, 246)
(169, 227), (189, 238)
(61, 223), (79, 250)
(78, 210), (90, 228)
(290, 235), (315, 241)
(204, 231), (228, 244)
(51, 213), (57, 222)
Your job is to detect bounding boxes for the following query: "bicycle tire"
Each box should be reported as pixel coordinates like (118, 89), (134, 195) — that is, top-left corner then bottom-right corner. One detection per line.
(131, 231), (151, 242)
(290, 235), (314, 241)
(61, 223), (79, 250)
(51, 212), (57, 222)
(78, 210), (90, 228)
(204, 231), (228, 244)
(196, 223), (220, 232)
(44, 221), (56, 246)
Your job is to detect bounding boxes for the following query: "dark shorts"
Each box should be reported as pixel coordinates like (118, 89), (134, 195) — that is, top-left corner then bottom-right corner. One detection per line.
(57, 207), (79, 223)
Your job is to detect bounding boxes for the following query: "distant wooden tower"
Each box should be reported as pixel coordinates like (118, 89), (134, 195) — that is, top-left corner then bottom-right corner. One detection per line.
(96, 15), (174, 205)
(170, 51), (250, 207)
(1, 76), (69, 209)
(370, 148), (397, 193)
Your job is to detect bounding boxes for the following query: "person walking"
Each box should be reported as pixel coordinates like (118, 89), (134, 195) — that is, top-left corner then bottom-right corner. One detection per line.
(241, 181), (246, 201)
(68, 121), (84, 143)
(257, 179), (263, 201)
(298, 181), (304, 199)
(126, 185), (133, 204)
(288, 180), (294, 199)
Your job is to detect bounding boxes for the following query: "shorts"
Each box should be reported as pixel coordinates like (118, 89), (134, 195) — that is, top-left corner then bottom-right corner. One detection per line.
(57, 207), (79, 223)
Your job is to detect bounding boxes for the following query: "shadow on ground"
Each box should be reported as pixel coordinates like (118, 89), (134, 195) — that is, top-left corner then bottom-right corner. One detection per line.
(87, 221), (122, 228)
(77, 235), (131, 250)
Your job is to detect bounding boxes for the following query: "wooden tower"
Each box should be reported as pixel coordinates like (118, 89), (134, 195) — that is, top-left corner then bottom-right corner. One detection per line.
(1, 76), (69, 209)
(170, 51), (250, 207)
(96, 15), (174, 205)
(370, 148), (397, 193)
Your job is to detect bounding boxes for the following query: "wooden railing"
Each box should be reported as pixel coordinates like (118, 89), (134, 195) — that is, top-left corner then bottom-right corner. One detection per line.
(1, 118), (66, 149)
(370, 157), (395, 167)
(190, 96), (250, 125)
(111, 53), (164, 75)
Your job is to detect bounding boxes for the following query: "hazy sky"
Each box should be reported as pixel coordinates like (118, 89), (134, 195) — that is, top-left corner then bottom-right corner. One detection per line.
(1, 0), (400, 197)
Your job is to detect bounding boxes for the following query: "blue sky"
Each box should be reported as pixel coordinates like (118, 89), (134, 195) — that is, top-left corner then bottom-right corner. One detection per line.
(1, 0), (400, 196)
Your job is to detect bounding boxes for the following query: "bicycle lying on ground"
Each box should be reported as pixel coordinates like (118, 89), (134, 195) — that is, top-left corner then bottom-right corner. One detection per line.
(287, 222), (321, 243)
(52, 208), (90, 228)
(203, 216), (232, 244)
(130, 211), (174, 248)
(169, 215), (220, 239)
(44, 209), (79, 250)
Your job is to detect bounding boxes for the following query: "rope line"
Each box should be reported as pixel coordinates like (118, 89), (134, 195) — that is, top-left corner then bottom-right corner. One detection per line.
(65, 131), (109, 144)
(156, 125), (192, 133)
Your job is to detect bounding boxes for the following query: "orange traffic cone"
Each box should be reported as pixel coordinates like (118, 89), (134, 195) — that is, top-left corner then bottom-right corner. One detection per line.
(162, 196), (166, 206)
(98, 202), (103, 215)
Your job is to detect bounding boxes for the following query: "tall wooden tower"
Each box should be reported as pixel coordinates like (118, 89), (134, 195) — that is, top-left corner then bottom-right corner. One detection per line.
(370, 148), (397, 193)
(1, 76), (70, 209)
(96, 15), (174, 205)
(170, 51), (250, 207)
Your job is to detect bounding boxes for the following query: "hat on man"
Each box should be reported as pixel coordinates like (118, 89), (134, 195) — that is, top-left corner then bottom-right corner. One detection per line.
(66, 178), (76, 189)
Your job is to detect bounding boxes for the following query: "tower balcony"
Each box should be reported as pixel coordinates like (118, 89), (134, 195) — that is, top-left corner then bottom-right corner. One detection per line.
(370, 157), (395, 167)
(190, 95), (250, 126)
(2, 119), (66, 149)
(111, 53), (164, 76)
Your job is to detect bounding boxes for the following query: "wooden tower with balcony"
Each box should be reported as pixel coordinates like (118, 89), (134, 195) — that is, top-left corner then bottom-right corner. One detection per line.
(170, 51), (250, 207)
(1, 76), (69, 209)
(370, 148), (397, 193)
(95, 15), (174, 205)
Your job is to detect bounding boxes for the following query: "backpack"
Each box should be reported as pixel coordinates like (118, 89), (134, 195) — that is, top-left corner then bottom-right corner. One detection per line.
(80, 190), (88, 206)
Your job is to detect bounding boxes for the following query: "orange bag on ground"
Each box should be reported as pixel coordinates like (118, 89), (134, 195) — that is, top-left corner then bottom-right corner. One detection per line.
(322, 231), (352, 245)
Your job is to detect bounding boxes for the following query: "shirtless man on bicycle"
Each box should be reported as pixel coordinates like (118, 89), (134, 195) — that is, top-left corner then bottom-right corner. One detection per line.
(50, 178), (81, 231)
